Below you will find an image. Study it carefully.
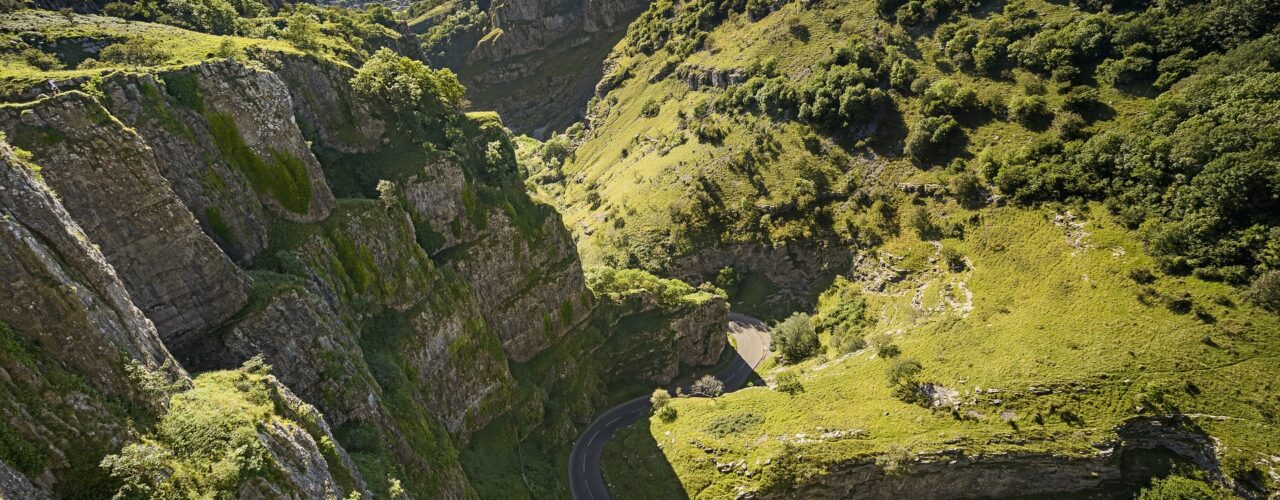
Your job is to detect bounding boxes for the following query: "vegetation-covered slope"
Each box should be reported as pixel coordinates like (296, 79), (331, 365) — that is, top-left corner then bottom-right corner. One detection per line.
(536, 0), (1280, 497)
(546, 0), (1280, 317)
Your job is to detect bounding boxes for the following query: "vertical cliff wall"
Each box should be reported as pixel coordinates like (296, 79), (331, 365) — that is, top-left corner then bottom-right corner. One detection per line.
(431, 0), (653, 137)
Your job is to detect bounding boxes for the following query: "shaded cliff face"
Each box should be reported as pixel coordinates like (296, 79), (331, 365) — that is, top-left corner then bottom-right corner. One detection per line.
(0, 142), (183, 496)
(435, 0), (652, 137)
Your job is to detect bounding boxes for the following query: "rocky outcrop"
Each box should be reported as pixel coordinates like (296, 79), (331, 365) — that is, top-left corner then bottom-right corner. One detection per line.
(596, 293), (729, 386)
(100, 61), (337, 264)
(0, 93), (252, 349)
(185, 287), (385, 429)
(674, 64), (748, 90)
(670, 240), (853, 317)
(0, 461), (46, 500)
(762, 416), (1240, 499)
(249, 374), (372, 499)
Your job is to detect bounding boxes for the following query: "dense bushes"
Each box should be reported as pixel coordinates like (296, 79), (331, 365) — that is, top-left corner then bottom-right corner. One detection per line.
(101, 362), (335, 498)
(585, 267), (719, 308)
(351, 47), (464, 126)
(813, 277), (868, 353)
(771, 313), (820, 364)
(905, 115), (960, 164)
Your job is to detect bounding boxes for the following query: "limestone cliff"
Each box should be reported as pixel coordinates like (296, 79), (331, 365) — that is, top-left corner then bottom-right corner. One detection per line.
(0, 140), (183, 496)
(0, 40), (729, 496)
(596, 292), (729, 386)
(433, 0), (652, 137)
(762, 417), (1233, 499)
(0, 93), (252, 349)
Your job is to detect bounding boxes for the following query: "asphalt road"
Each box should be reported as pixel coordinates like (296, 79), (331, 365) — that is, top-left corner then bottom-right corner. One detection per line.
(568, 313), (772, 500)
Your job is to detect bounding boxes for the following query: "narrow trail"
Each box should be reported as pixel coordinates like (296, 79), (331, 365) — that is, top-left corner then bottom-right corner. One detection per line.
(567, 313), (772, 500)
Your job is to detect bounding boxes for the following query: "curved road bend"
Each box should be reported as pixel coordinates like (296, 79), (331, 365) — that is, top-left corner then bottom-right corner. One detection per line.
(568, 313), (772, 500)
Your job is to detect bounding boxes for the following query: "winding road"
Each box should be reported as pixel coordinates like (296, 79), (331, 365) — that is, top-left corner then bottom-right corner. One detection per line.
(568, 313), (772, 500)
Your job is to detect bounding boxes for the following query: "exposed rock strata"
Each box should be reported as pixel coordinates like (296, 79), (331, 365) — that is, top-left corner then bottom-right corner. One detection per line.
(0, 93), (251, 348)
(763, 416), (1240, 499)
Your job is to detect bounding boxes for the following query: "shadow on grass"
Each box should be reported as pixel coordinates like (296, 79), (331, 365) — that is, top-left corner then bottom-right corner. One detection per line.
(601, 338), (766, 498)
(601, 408), (690, 499)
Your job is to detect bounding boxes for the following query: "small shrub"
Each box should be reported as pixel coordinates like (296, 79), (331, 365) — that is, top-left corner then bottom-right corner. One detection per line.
(1128, 268), (1157, 284)
(377, 180), (398, 210)
(640, 99), (661, 117)
(103, 2), (134, 19)
(20, 48), (63, 71)
(905, 115), (961, 164)
(1163, 292), (1193, 314)
(941, 246), (966, 272)
(715, 266), (741, 291)
(1052, 112), (1087, 140)
(650, 388), (670, 409)
(1008, 94), (1052, 128)
(907, 205), (935, 239)
(691, 375), (724, 397)
(775, 370), (804, 396)
(1249, 271), (1280, 312)
(656, 404), (678, 422)
(869, 332), (900, 358)
(948, 171), (984, 208)
(875, 444), (912, 476)
(1137, 475), (1221, 500)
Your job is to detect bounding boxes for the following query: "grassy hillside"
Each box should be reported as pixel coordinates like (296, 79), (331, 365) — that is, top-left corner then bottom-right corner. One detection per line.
(543, 0), (1279, 314)
(544, 0), (1280, 496)
(604, 201), (1280, 497)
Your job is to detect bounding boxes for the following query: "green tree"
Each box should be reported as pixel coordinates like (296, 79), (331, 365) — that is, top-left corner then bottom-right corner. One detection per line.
(650, 388), (671, 409)
(772, 313), (820, 364)
(282, 12), (323, 51)
(351, 48), (465, 125)
(905, 115), (961, 164)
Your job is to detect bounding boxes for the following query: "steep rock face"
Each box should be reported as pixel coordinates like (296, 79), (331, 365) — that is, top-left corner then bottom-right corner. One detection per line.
(99, 61), (337, 264)
(297, 204), (514, 437)
(272, 54), (596, 364)
(0, 141), (184, 495)
(670, 297), (730, 369)
(0, 461), (46, 500)
(268, 55), (387, 155)
(185, 287), (386, 430)
(448, 0), (652, 136)
(596, 293), (728, 386)
(0, 93), (251, 348)
(439, 206), (593, 362)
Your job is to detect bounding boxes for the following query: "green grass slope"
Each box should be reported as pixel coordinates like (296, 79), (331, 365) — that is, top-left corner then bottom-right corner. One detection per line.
(605, 201), (1280, 498)
(549, 0), (1280, 496)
